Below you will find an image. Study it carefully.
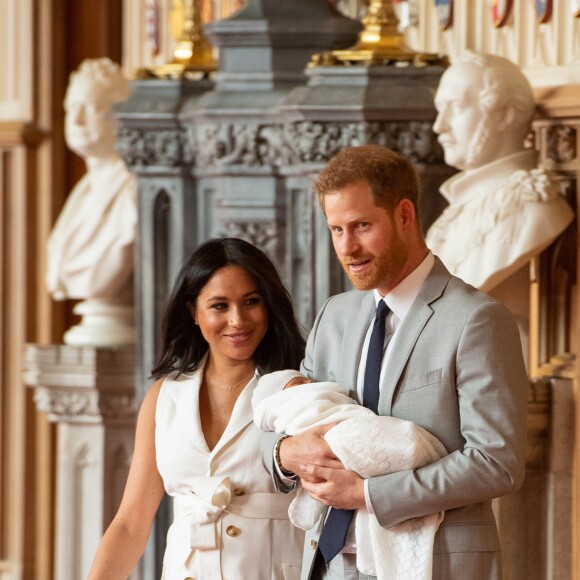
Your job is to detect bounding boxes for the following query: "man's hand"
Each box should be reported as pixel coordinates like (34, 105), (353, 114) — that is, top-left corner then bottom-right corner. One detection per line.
(301, 466), (365, 510)
(279, 423), (342, 482)
(279, 423), (366, 509)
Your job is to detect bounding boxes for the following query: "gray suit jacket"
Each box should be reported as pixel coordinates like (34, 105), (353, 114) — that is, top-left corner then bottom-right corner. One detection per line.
(265, 258), (528, 580)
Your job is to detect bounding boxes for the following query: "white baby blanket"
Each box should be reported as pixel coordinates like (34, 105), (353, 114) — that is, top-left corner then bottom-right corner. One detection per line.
(253, 380), (447, 580)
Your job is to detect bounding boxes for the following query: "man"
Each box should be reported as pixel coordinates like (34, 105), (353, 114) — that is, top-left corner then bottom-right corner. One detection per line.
(426, 50), (573, 293)
(265, 144), (528, 579)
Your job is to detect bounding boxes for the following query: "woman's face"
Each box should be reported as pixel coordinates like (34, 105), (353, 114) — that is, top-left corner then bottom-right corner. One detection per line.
(190, 265), (269, 366)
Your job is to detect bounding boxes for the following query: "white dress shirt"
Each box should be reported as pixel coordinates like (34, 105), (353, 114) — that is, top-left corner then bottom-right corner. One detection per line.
(343, 250), (435, 551)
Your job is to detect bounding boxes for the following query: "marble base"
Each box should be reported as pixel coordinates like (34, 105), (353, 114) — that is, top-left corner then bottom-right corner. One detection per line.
(64, 299), (136, 347)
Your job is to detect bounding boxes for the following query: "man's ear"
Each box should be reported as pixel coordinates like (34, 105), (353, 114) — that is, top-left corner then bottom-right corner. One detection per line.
(398, 199), (416, 228)
(496, 105), (515, 132)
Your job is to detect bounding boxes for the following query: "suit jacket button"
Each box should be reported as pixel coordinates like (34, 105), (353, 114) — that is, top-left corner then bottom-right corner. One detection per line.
(233, 487), (245, 496)
(311, 540), (317, 550)
(226, 525), (240, 537)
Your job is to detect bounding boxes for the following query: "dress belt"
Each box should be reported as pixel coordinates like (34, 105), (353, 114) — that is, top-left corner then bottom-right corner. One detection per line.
(172, 476), (294, 558)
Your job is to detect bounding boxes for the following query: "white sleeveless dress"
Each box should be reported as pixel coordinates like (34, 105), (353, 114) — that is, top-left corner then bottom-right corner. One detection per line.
(155, 364), (304, 580)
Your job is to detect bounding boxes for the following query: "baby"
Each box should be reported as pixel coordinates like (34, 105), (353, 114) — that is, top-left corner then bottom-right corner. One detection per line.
(253, 370), (447, 580)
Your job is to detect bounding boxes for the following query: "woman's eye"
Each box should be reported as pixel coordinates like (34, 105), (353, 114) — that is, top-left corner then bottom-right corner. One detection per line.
(210, 303), (227, 311)
(245, 296), (262, 306)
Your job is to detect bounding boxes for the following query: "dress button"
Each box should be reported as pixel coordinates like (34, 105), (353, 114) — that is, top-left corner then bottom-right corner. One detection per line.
(226, 525), (240, 537)
(233, 487), (245, 496)
(311, 539), (317, 550)
(184, 577), (194, 580)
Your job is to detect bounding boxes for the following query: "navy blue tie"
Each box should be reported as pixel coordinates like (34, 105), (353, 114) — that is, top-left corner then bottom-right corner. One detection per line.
(318, 299), (390, 564)
(362, 300), (390, 414)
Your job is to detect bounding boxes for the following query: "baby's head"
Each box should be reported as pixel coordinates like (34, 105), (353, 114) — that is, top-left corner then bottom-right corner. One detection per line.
(258, 369), (314, 394)
(284, 374), (314, 389)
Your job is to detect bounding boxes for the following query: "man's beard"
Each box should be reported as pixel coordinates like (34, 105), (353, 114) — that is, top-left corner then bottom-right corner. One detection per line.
(340, 229), (407, 292)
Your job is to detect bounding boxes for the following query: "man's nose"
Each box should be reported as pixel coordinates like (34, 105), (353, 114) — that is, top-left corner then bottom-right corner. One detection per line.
(338, 232), (359, 257)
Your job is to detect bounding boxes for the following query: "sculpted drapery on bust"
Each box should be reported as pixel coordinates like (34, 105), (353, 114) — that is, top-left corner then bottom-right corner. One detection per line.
(426, 51), (574, 294)
(47, 58), (137, 345)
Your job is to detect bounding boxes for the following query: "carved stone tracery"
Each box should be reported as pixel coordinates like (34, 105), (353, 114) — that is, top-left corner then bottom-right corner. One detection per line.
(33, 388), (135, 422)
(122, 119), (444, 171)
(117, 126), (191, 168)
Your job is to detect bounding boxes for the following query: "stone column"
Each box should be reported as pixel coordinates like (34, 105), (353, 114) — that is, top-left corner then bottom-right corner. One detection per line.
(24, 344), (137, 580)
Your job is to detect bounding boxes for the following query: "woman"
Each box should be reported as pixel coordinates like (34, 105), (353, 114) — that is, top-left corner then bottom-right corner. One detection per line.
(87, 238), (306, 580)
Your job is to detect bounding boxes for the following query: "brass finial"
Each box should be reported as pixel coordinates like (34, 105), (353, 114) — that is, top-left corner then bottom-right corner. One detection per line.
(136, 0), (216, 79)
(310, 0), (445, 67)
(357, 0), (412, 54)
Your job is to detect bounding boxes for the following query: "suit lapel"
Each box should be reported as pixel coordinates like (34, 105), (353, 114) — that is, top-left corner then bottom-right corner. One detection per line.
(340, 292), (375, 399)
(379, 258), (452, 415)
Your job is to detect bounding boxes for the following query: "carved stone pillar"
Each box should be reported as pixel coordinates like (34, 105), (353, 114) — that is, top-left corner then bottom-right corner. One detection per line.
(24, 344), (137, 580)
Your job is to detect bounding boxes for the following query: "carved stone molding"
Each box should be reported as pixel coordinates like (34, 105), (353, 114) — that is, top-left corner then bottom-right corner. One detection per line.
(117, 126), (191, 168)
(222, 221), (278, 251)
(195, 123), (261, 168)
(191, 119), (443, 170)
(33, 388), (135, 423)
(219, 221), (282, 272)
(24, 344), (137, 425)
(117, 119), (444, 172)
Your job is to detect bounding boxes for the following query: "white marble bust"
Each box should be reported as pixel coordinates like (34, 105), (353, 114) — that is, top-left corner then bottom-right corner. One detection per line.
(426, 51), (574, 363)
(47, 58), (137, 345)
(427, 50), (574, 292)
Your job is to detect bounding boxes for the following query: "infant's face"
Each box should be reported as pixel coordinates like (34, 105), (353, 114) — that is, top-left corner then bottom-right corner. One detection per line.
(284, 376), (314, 389)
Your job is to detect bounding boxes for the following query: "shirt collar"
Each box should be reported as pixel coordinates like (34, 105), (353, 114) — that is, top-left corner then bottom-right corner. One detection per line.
(373, 251), (435, 323)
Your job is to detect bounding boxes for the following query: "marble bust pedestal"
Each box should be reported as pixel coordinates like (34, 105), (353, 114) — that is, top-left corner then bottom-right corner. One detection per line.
(24, 344), (137, 580)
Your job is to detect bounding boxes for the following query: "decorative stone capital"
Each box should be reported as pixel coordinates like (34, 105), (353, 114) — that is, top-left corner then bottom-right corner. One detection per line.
(24, 344), (137, 425)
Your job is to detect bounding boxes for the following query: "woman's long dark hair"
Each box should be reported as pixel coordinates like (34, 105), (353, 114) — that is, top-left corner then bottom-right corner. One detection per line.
(151, 238), (306, 379)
